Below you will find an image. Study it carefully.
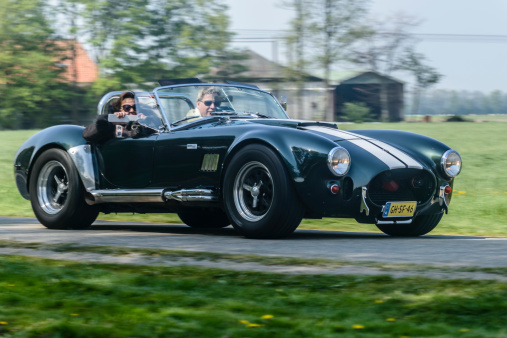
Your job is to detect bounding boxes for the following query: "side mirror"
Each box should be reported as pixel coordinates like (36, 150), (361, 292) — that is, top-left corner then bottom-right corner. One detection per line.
(280, 96), (287, 111)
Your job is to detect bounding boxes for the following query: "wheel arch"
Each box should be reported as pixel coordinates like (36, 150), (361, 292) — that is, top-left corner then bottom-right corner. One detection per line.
(218, 127), (337, 201)
(14, 125), (90, 198)
(219, 138), (285, 199)
(221, 141), (306, 238)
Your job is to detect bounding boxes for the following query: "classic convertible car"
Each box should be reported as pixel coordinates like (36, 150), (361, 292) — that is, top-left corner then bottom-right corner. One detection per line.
(14, 80), (462, 238)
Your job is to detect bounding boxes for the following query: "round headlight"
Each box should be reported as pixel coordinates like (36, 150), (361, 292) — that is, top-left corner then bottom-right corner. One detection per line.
(327, 147), (351, 176)
(441, 149), (462, 178)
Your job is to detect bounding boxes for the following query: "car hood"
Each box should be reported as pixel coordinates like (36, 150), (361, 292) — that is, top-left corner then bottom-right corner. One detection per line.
(249, 119), (337, 130)
(249, 119), (424, 170)
(303, 124), (424, 169)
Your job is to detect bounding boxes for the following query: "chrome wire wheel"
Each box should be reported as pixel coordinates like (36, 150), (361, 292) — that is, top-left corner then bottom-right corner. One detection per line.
(30, 148), (99, 230)
(36, 160), (69, 215)
(224, 144), (304, 238)
(233, 161), (274, 222)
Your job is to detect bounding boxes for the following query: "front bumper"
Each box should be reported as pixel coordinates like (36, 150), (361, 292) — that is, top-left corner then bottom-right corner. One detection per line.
(355, 183), (452, 225)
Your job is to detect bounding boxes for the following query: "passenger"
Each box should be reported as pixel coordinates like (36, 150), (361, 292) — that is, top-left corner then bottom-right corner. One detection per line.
(83, 91), (156, 143)
(187, 87), (222, 118)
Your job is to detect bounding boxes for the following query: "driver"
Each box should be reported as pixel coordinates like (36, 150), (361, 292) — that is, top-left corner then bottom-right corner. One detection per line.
(187, 87), (222, 118)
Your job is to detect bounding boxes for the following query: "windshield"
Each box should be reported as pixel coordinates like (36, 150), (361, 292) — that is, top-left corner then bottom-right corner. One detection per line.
(154, 84), (288, 126)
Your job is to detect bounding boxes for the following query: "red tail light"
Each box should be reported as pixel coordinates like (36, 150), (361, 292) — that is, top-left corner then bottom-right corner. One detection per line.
(330, 184), (340, 194)
(382, 180), (399, 192)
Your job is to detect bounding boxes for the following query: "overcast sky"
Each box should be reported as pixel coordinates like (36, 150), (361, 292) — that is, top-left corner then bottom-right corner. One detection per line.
(223, 0), (507, 93)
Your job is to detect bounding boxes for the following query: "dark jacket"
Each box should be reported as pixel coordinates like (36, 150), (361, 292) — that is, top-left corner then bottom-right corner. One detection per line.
(82, 115), (157, 143)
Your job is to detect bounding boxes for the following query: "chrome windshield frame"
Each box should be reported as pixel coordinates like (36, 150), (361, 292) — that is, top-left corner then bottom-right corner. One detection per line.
(153, 83), (289, 132)
(96, 91), (168, 130)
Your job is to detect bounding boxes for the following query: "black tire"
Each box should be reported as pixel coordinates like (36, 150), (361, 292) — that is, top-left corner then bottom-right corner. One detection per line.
(178, 207), (230, 228)
(223, 144), (304, 239)
(29, 148), (99, 230)
(376, 213), (443, 237)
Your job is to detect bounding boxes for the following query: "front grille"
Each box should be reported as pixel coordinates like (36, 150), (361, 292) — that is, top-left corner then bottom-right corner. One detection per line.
(367, 169), (435, 206)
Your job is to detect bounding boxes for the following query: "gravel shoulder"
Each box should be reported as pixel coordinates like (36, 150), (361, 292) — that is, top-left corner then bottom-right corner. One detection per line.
(2, 247), (507, 282)
(2, 217), (507, 281)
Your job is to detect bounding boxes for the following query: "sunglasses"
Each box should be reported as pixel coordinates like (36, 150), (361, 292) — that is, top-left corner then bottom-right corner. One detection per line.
(202, 100), (221, 107)
(122, 104), (136, 112)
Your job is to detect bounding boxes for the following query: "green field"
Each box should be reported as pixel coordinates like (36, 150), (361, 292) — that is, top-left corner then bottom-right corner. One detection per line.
(0, 255), (506, 337)
(2, 120), (506, 236)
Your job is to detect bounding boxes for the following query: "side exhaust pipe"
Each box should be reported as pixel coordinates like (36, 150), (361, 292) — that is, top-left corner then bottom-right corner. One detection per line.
(164, 189), (218, 202)
(85, 188), (218, 205)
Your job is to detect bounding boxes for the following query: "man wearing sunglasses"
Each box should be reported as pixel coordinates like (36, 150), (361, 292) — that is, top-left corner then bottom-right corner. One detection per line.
(83, 91), (155, 143)
(187, 86), (222, 118)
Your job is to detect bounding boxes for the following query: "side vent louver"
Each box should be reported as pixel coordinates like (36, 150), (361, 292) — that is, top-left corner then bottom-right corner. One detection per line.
(201, 154), (219, 171)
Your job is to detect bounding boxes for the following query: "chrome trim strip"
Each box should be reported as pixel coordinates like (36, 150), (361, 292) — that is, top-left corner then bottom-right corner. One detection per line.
(360, 186), (370, 216)
(68, 145), (96, 192)
(88, 189), (165, 204)
(87, 188), (219, 204)
(439, 185), (449, 214)
(376, 219), (413, 225)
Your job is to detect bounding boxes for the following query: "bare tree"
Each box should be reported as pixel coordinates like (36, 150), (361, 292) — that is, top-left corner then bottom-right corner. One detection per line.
(311, 0), (368, 121)
(349, 13), (423, 120)
(398, 48), (442, 115)
(281, 0), (308, 119)
(282, 0), (369, 121)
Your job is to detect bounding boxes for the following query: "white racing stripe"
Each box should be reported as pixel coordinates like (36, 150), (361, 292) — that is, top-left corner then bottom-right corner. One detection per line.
(303, 126), (423, 170)
(347, 139), (407, 169)
(369, 140), (423, 169)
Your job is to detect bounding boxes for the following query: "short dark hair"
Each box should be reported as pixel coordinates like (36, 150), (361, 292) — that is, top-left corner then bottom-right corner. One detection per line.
(114, 91), (135, 110)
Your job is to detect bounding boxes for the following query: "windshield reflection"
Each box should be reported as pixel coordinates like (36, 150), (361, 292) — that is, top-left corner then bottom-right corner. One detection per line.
(155, 84), (288, 126)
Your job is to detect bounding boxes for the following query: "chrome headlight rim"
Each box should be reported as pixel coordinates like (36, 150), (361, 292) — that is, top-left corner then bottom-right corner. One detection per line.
(327, 146), (351, 176)
(441, 149), (462, 178)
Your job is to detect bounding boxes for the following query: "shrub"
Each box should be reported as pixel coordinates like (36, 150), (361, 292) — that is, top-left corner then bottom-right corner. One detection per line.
(342, 102), (374, 123)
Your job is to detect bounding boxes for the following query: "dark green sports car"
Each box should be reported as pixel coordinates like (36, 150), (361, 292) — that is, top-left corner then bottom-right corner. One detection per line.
(14, 80), (462, 238)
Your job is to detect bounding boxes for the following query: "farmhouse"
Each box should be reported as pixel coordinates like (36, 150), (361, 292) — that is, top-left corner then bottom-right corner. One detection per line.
(206, 49), (405, 122)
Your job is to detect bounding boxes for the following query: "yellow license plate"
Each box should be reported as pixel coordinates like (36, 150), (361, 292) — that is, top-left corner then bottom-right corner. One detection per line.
(382, 201), (417, 217)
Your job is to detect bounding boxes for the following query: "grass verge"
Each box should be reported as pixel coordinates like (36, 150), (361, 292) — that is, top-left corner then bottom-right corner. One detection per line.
(0, 255), (506, 337)
(1, 239), (507, 278)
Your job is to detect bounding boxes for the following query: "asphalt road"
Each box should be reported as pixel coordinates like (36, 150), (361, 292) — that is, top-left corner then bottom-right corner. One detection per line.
(1, 216), (506, 268)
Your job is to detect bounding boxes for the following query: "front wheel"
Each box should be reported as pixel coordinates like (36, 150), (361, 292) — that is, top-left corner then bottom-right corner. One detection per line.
(376, 213), (443, 236)
(29, 148), (99, 230)
(223, 144), (304, 239)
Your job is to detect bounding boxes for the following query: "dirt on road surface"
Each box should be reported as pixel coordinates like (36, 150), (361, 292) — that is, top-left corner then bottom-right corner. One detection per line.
(1, 217), (507, 281)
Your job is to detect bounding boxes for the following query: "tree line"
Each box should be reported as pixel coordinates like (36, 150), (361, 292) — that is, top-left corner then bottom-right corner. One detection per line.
(0, 0), (238, 129)
(1, 0), (496, 129)
(414, 89), (507, 116)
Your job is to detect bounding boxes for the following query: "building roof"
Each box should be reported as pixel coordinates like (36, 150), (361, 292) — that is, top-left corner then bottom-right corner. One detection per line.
(326, 69), (404, 85)
(207, 49), (402, 86)
(54, 40), (98, 84)
(207, 49), (322, 82)
(0, 40), (98, 86)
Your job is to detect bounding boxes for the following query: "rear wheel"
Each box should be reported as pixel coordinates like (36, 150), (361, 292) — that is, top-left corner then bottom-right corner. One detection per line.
(376, 213), (443, 236)
(29, 148), (99, 230)
(178, 207), (230, 228)
(223, 144), (304, 239)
